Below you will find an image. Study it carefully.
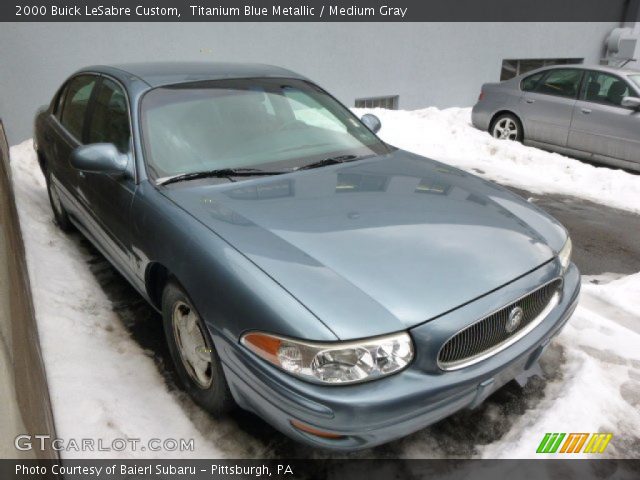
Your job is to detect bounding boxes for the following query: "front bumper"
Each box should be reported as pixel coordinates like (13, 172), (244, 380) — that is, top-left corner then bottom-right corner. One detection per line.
(216, 261), (580, 451)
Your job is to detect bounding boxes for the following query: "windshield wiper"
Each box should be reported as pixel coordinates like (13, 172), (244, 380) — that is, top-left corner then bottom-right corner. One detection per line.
(296, 155), (361, 171)
(158, 168), (285, 186)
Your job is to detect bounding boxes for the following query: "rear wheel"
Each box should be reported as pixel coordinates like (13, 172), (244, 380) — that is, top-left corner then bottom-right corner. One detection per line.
(491, 114), (523, 142)
(45, 170), (73, 232)
(162, 281), (234, 416)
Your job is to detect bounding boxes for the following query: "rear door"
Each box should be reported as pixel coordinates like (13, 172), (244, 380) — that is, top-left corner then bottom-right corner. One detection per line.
(568, 70), (640, 164)
(519, 68), (584, 146)
(79, 76), (137, 273)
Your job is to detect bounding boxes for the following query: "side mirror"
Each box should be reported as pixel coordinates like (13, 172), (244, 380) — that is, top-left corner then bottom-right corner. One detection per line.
(621, 96), (640, 110)
(360, 113), (382, 134)
(70, 144), (128, 175)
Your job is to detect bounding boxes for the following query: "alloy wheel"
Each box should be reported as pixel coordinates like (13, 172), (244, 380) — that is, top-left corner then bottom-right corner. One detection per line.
(492, 118), (519, 140)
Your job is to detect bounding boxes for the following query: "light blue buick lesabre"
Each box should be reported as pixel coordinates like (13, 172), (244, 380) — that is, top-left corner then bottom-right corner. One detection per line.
(34, 62), (580, 450)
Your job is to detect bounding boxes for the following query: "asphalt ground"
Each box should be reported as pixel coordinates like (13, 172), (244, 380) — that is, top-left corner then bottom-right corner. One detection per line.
(508, 187), (640, 276)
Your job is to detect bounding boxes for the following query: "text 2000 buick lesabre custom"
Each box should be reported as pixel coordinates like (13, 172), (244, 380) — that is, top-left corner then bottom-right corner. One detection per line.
(34, 62), (579, 450)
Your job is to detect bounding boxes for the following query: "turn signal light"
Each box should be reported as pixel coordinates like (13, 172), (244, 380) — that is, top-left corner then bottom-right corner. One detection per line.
(290, 420), (344, 439)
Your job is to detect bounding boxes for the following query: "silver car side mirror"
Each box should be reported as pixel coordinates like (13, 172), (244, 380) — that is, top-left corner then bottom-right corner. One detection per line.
(70, 143), (128, 175)
(621, 96), (640, 110)
(361, 113), (382, 134)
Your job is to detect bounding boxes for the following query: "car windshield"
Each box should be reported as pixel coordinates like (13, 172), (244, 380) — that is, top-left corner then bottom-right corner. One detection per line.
(629, 74), (640, 90)
(140, 78), (391, 180)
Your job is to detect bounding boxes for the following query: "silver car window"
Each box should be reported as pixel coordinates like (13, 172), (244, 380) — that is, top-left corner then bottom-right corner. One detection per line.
(582, 71), (631, 107)
(629, 75), (640, 90)
(536, 69), (583, 98)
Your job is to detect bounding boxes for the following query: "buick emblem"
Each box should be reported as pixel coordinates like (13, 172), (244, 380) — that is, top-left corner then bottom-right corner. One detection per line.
(506, 306), (523, 333)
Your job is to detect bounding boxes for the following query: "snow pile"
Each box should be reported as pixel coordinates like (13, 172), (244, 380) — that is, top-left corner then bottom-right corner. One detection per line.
(478, 273), (640, 459)
(354, 107), (640, 214)
(8, 140), (267, 459)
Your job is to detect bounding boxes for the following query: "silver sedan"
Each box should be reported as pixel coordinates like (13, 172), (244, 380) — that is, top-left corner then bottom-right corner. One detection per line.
(472, 64), (640, 172)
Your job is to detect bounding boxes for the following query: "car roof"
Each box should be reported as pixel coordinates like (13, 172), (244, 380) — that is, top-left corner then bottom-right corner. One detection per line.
(77, 62), (307, 88)
(524, 63), (640, 77)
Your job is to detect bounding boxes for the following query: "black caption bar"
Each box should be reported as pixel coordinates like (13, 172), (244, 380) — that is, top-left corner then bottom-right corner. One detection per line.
(2, 459), (640, 480)
(2, 0), (639, 22)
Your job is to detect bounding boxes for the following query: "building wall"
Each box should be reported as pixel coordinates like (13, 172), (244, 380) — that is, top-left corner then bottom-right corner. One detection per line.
(0, 22), (619, 142)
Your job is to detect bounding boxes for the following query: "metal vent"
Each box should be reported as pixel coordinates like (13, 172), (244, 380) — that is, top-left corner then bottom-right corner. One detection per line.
(438, 279), (562, 370)
(354, 95), (399, 110)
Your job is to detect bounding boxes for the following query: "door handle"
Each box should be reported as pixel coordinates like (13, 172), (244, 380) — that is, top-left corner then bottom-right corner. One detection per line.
(581, 108), (592, 114)
(79, 171), (85, 178)
(525, 98), (535, 104)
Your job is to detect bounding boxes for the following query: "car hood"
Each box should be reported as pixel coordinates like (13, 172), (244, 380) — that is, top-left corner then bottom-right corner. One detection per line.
(163, 150), (567, 339)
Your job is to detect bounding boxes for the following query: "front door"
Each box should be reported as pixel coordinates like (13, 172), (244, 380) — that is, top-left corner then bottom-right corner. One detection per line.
(50, 74), (98, 217)
(79, 76), (137, 274)
(568, 70), (640, 165)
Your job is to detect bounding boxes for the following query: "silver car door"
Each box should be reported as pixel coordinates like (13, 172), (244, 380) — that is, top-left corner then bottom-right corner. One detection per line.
(519, 68), (583, 146)
(568, 70), (640, 164)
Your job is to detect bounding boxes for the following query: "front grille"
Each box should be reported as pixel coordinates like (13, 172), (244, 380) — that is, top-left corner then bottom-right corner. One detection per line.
(438, 279), (562, 370)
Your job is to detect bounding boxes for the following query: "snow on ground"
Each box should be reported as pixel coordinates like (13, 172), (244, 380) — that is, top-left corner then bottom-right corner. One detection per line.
(354, 107), (640, 214)
(8, 107), (640, 459)
(8, 141), (268, 459)
(477, 273), (640, 459)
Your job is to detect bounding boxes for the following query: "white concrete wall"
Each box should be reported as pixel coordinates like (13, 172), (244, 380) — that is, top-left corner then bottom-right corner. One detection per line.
(0, 22), (619, 142)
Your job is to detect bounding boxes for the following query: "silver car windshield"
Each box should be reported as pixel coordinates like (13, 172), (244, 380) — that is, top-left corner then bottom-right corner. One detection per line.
(140, 78), (390, 180)
(629, 74), (640, 91)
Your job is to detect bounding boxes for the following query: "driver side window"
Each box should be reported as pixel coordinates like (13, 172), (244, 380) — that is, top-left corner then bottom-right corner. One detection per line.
(59, 75), (97, 141)
(88, 78), (131, 153)
(582, 71), (631, 107)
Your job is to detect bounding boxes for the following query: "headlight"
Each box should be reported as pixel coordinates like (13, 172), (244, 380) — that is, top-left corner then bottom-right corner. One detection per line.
(558, 237), (572, 273)
(241, 331), (413, 385)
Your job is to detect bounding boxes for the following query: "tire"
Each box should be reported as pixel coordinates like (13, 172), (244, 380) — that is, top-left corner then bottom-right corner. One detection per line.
(162, 281), (234, 416)
(490, 113), (523, 142)
(45, 169), (73, 232)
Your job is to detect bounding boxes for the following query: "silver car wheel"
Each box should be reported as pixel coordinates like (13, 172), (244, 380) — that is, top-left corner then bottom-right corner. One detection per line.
(172, 301), (213, 389)
(492, 118), (519, 140)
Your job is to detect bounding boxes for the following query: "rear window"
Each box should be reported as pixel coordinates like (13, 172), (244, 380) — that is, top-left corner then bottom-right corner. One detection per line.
(536, 69), (583, 98)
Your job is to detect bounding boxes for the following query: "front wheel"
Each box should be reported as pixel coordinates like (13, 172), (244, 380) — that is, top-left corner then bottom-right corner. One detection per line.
(491, 114), (523, 142)
(162, 281), (234, 416)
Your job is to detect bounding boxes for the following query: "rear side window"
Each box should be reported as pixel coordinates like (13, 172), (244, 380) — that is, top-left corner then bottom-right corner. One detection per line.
(520, 71), (544, 92)
(88, 78), (131, 153)
(60, 75), (97, 140)
(536, 69), (583, 98)
(582, 71), (631, 107)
